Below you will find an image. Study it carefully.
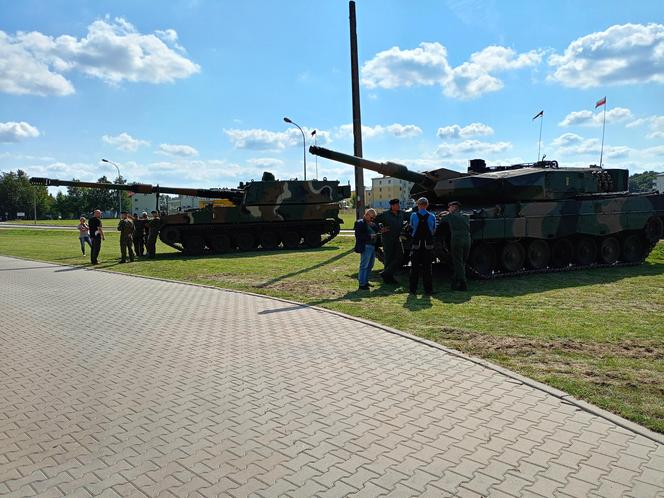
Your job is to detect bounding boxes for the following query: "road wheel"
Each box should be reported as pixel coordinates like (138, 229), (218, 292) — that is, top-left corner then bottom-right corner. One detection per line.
(236, 232), (257, 251)
(468, 243), (496, 277)
(160, 226), (179, 244)
(259, 231), (279, 250)
(550, 239), (573, 268)
(207, 234), (230, 253)
(526, 240), (550, 269)
(574, 237), (598, 266)
(621, 234), (645, 263)
(644, 216), (663, 244)
(598, 237), (620, 264)
(500, 241), (525, 273)
(304, 230), (322, 248)
(182, 235), (205, 255)
(281, 231), (301, 249)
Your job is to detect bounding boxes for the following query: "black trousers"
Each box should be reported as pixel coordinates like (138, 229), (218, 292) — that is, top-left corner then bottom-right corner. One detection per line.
(409, 247), (433, 293)
(91, 236), (102, 264)
(133, 235), (144, 256)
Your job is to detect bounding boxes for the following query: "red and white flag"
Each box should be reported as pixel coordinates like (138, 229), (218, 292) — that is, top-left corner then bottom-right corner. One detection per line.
(532, 110), (544, 120)
(595, 97), (606, 108)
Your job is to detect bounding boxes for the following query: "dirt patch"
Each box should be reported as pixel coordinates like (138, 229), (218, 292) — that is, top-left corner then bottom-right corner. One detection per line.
(263, 279), (341, 299)
(436, 327), (664, 360)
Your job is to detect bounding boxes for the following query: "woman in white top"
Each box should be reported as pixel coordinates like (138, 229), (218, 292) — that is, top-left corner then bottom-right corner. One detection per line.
(77, 216), (93, 255)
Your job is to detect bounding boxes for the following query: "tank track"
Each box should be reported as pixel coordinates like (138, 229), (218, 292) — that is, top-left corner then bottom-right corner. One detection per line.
(466, 239), (658, 280)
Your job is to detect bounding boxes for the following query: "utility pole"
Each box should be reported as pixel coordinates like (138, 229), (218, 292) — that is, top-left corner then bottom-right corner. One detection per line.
(349, 1), (364, 220)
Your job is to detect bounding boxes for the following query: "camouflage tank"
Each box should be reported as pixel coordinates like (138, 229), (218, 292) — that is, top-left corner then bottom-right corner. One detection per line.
(310, 146), (664, 277)
(31, 173), (350, 255)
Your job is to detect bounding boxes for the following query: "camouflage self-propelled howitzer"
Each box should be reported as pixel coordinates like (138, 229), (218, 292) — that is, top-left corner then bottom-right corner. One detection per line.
(31, 174), (351, 255)
(310, 146), (664, 278)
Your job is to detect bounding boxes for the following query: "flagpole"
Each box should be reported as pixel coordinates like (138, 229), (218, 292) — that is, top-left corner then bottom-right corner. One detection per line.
(537, 114), (543, 162)
(599, 104), (606, 167)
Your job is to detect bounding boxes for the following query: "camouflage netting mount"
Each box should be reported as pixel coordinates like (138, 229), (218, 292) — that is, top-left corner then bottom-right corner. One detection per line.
(310, 146), (664, 278)
(31, 174), (351, 255)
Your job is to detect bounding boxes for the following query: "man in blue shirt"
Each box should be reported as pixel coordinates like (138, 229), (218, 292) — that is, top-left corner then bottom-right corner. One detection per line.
(354, 208), (378, 290)
(409, 197), (436, 294)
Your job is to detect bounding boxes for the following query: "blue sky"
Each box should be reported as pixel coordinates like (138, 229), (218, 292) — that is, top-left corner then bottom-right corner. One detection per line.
(1, 0), (663, 194)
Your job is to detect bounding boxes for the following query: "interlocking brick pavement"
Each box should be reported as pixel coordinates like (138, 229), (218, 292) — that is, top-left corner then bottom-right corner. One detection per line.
(1, 255), (663, 497)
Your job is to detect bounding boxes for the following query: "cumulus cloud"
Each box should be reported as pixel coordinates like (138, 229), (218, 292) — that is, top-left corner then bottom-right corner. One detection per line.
(336, 123), (422, 139)
(551, 133), (631, 159)
(436, 122), (494, 139)
(0, 17), (200, 96)
(548, 23), (664, 88)
(362, 42), (542, 99)
(102, 132), (149, 152)
(157, 143), (199, 157)
(0, 121), (40, 142)
(224, 127), (328, 151)
(627, 115), (664, 139)
(559, 107), (633, 127)
(247, 158), (284, 168)
(436, 140), (511, 158)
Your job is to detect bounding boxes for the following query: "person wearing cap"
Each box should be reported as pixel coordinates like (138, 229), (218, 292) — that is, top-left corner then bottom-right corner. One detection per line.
(354, 208), (379, 290)
(133, 212), (148, 257)
(145, 210), (161, 258)
(441, 201), (471, 291)
(374, 198), (407, 284)
(117, 211), (135, 263)
(88, 209), (105, 265)
(408, 197), (436, 295)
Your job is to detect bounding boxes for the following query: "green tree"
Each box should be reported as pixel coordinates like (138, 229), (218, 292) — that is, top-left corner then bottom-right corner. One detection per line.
(0, 170), (51, 220)
(628, 171), (657, 192)
(83, 176), (116, 214)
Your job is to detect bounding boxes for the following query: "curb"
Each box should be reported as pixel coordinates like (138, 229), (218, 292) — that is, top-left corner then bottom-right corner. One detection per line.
(3, 254), (663, 446)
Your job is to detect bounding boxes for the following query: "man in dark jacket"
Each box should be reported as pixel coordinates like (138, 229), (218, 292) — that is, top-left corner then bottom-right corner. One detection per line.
(408, 197), (436, 295)
(375, 198), (407, 284)
(440, 201), (471, 290)
(354, 208), (378, 290)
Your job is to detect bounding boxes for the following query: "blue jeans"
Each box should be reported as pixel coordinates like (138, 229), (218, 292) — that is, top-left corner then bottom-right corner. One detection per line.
(79, 236), (92, 254)
(358, 244), (375, 286)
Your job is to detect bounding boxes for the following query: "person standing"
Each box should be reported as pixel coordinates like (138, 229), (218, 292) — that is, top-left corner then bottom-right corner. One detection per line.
(88, 209), (105, 265)
(354, 208), (379, 291)
(77, 216), (93, 256)
(145, 210), (161, 258)
(441, 201), (471, 291)
(408, 197), (436, 295)
(133, 212), (148, 257)
(374, 198), (407, 284)
(117, 211), (135, 263)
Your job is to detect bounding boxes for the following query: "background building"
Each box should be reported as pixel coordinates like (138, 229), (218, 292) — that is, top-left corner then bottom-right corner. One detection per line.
(129, 192), (158, 215)
(368, 176), (414, 209)
(657, 173), (664, 193)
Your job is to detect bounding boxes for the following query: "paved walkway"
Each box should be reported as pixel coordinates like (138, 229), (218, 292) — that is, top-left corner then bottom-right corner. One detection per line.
(1, 255), (663, 498)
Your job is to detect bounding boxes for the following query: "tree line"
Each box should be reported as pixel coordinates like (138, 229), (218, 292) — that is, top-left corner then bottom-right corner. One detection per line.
(0, 170), (132, 220)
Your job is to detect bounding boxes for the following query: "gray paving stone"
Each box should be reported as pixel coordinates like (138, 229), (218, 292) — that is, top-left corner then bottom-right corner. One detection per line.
(1, 255), (663, 497)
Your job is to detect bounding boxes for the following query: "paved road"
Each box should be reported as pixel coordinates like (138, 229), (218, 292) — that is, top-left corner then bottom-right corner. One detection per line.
(1, 255), (663, 498)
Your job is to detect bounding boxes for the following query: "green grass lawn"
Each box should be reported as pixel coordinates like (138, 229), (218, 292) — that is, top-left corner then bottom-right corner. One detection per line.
(3, 218), (122, 226)
(1, 228), (663, 432)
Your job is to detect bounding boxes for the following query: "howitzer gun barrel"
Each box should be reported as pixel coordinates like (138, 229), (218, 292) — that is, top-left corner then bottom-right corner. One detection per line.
(30, 177), (244, 202)
(309, 146), (433, 187)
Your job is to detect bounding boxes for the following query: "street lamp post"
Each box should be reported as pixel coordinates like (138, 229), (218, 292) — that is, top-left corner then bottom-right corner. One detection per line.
(283, 117), (307, 180)
(101, 158), (122, 218)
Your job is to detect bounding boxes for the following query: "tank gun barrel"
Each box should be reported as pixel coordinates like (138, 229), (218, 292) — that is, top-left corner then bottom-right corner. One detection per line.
(309, 146), (434, 188)
(29, 177), (244, 202)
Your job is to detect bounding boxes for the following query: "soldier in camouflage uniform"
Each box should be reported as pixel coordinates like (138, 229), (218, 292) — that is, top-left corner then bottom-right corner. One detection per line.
(117, 211), (135, 263)
(374, 198), (407, 284)
(133, 212), (147, 257)
(146, 210), (161, 258)
(440, 201), (470, 291)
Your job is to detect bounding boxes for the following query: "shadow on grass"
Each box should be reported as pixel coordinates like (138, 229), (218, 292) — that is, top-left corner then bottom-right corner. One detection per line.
(255, 248), (354, 289)
(146, 244), (342, 262)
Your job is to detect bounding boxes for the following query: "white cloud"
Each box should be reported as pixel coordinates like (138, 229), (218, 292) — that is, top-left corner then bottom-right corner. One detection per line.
(336, 123), (422, 139)
(548, 23), (664, 88)
(436, 140), (511, 158)
(224, 127), (328, 151)
(627, 115), (664, 139)
(551, 133), (632, 159)
(102, 132), (149, 152)
(0, 17), (200, 96)
(437, 122), (494, 139)
(361, 42), (542, 99)
(0, 121), (40, 142)
(247, 158), (284, 168)
(559, 107), (633, 127)
(157, 143), (199, 157)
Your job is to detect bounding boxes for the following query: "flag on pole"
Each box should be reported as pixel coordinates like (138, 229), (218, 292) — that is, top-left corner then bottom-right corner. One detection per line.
(595, 97), (606, 108)
(311, 130), (317, 136)
(532, 110), (544, 120)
